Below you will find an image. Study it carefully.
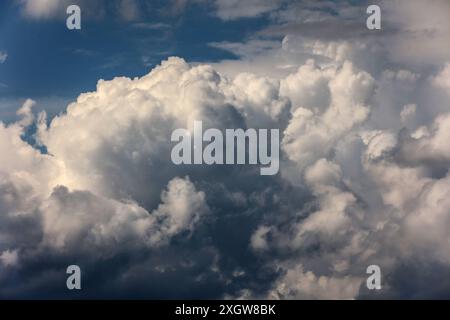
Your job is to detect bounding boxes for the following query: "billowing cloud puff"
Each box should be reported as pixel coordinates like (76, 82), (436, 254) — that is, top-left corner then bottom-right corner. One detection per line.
(267, 264), (362, 300)
(282, 61), (374, 171)
(40, 176), (208, 252)
(0, 56), (294, 298)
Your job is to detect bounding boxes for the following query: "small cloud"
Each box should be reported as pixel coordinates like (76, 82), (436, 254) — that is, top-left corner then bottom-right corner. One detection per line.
(0, 51), (7, 63)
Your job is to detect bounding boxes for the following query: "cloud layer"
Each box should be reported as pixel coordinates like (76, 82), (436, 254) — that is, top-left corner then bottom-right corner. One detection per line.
(2, 0), (450, 299)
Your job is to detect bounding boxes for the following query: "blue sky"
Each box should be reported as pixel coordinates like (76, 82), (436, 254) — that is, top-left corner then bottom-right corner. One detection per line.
(0, 1), (270, 111)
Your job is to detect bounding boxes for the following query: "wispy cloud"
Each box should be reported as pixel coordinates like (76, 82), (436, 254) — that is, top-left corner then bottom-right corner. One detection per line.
(132, 22), (172, 30)
(0, 51), (7, 63)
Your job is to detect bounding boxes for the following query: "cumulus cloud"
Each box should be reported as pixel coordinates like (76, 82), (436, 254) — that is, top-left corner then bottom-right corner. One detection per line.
(4, 0), (450, 299)
(208, 0), (450, 300)
(40, 176), (208, 252)
(0, 57), (294, 298)
(281, 61), (374, 171)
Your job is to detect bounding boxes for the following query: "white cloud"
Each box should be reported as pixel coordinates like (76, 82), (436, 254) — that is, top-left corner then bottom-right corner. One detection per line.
(16, 99), (36, 127)
(0, 57), (291, 296)
(433, 64), (450, 90)
(2, 48), (450, 298)
(150, 176), (209, 243)
(281, 61), (374, 171)
(40, 176), (208, 252)
(267, 264), (362, 300)
(4, 0), (450, 297)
